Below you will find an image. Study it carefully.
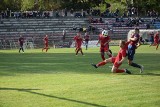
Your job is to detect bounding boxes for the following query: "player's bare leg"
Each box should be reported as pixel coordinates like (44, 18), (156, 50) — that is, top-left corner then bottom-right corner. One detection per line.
(91, 58), (112, 68)
(156, 44), (159, 50)
(76, 48), (80, 55)
(111, 66), (131, 74)
(80, 48), (84, 55)
(106, 51), (112, 58)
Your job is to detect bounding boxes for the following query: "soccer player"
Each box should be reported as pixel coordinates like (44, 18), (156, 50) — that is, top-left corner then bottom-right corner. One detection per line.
(84, 32), (90, 50)
(150, 31), (159, 50)
(92, 40), (131, 74)
(74, 32), (84, 56)
(149, 32), (154, 46)
(97, 30), (112, 60)
(42, 35), (49, 52)
(127, 28), (143, 73)
(18, 35), (24, 53)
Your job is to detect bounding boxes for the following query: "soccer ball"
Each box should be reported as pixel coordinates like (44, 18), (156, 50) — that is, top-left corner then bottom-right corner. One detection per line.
(102, 30), (108, 37)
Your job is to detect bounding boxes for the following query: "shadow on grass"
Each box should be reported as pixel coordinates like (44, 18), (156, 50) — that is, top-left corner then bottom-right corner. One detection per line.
(0, 87), (107, 107)
(132, 73), (160, 76)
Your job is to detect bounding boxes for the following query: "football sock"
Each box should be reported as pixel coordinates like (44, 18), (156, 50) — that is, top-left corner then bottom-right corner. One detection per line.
(80, 50), (84, 55)
(116, 69), (125, 73)
(76, 49), (80, 55)
(108, 54), (112, 58)
(101, 54), (105, 60)
(86, 45), (88, 50)
(156, 45), (159, 50)
(109, 49), (112, 54)
(22, 48), (24, 52)
(97, 61), (106, 67)
(130, 62), (141, 68)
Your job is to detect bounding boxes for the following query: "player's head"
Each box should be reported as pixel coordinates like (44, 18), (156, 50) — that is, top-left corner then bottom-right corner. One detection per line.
(119, 40), (126, 48)
(134, 28), (139, 34)
(85, 32), (88, 36)
(77, 32), (81, 37)
(102, 30), (108, 37)
(46, 35), (48, 37)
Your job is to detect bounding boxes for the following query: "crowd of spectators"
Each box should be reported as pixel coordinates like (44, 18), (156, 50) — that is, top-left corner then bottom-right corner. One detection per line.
(147, 10), (159, 17)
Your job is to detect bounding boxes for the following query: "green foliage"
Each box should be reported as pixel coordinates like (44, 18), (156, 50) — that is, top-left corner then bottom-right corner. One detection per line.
(0, 0), (159, 15)
(0, 0), (21, 11)
(21, 0), (35, 11)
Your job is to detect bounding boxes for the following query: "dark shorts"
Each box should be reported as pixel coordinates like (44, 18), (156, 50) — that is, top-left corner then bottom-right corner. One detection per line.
(128, 44), (136, 61)
(20, 44), (23, 48)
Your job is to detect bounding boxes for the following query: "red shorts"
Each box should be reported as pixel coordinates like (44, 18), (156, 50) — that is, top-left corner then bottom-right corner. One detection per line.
(76, 46), (82, 50)
(100, 46), (109, 52)
(112, 57), (122, 68)
(45, 43), (48, 47)
(154, 40), (159, 44)
(111, 57), (116, 63)
(77, 45), (82, 49)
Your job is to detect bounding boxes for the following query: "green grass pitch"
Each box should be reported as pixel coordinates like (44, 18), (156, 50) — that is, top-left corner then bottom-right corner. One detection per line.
(0, 45), (160, 107)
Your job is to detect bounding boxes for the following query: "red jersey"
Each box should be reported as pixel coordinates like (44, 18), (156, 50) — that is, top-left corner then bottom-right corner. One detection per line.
(84, 35), (89, 41)
(44, 37), (48, 44)
(113, 42), (129, 67)
(154, 33), (159, 42)
(115, 47), (127, 63)
(74, 36), (83, 48)
(129, 34), (140, 46)
(99, 34), (110, 47)
(19, 37), (24, 45)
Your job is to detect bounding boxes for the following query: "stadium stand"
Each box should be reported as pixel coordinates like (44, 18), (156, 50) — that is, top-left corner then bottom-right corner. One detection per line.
(0, 17), (159, 49)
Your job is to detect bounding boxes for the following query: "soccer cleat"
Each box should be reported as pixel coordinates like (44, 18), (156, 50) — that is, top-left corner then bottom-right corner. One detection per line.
(91, 63), (98, 68)
(125, 69), (131, 74)
(140, 65), (144, 73)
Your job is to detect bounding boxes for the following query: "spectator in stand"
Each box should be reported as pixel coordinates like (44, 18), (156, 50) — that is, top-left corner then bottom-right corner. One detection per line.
(62, 29), (66, 42)
(73, 24), (77, 31)
(123, 11), (127, 17)
(115, 8), (119, 16)
(127, 7), (131, 17)
(64, 8), (67, 17)
(81, 9), (84, 17)
(6, 8), (10, 18)
(99, 17), (103, 23)
(87, 9), (90, 15)
(70, 8), (74, 16)
(55, 10), (59, 17)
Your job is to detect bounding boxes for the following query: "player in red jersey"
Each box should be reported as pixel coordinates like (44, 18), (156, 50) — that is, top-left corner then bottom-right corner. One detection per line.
(42, 35), (49, 52)
(74, 32), (84, 56)
(97, 30), (112, 60)
(127, 28), (143, 73)
(150, 31), (159, 50)
(92, 40), (131, 74)
(18, 35), (24, 53)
